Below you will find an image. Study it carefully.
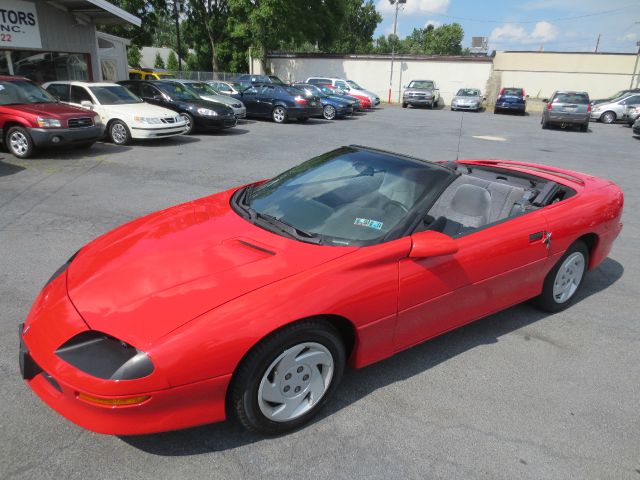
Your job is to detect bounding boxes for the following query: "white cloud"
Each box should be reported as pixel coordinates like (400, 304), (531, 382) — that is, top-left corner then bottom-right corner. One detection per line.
(424, 19), (442, 28)
(377, 0), (450, 15)
(490, 21), (559, 45)
(620, 32), (638, 42)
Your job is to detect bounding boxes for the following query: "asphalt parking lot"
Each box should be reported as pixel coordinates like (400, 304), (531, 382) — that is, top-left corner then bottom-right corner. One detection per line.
(1, 106), (639, 480)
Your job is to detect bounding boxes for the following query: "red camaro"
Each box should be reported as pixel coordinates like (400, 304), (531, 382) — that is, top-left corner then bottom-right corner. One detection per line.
(20, 146), (623, 435)
(322, 83), (372, 109)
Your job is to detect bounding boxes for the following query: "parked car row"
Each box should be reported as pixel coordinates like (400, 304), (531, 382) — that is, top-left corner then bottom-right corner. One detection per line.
(0, 74), (382, 158)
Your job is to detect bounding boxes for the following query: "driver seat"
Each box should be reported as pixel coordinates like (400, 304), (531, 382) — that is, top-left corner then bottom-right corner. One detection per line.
(433, 184), (491, 237)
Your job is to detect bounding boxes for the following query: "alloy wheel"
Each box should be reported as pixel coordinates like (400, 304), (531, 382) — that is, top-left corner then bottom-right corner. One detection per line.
(552, 252), (586, 304)
(323, 105), (336, 120)
(257, 342), (334, 422)
(272, 107), (286, 123)
(9, 131), (29, 156)
(111, 123), (128, 144)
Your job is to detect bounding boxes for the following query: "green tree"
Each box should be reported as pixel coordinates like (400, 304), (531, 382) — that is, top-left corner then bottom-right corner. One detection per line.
(404, 23), (464, 55)
(127, 44), (141, 66)
(166, 50), (179, 71)
(186, 0), (229, 73)
(101, 0), (167, 47)
(154, 51), (165, 68)
(326, 0), (381, 54)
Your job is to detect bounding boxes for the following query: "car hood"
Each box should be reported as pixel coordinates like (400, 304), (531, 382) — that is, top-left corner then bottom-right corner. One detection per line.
(11, 102), (93, 119)
(102, 102), (178, 119)
(453, 96), (480, 102)
(405, 88), (434, 95)
(199, 94), (243, 108)
(66, 188), (355, 346)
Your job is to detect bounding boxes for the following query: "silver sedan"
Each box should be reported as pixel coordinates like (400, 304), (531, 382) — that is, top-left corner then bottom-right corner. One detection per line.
(451, 88), (484, 111)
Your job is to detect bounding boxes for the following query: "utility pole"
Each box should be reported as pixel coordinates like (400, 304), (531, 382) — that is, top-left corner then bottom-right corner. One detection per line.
(388, 0), (406, 104)
(594, 34), (600, 53)
(173, 0), (183, 71)
(631, 40), (640, 89)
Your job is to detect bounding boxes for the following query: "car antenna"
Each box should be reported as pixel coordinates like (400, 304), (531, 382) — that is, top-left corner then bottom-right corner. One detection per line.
(455, 112), (464, 162)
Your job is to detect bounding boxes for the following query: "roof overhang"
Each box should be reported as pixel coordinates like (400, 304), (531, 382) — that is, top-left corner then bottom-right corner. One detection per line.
(46, 0), (141, 27)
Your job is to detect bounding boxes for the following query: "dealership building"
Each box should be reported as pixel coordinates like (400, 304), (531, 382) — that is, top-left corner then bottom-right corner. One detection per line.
(0, 0), (139, 83)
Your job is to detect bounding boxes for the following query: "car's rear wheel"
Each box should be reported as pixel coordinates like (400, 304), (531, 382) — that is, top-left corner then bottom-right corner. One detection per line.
(600, 111), (616, 124)
(541, 117), (549, 129)
(323, 105), (336, 120)
(230, 319), (345, 435)
(535, 241), (588, 312)
(580, 122), (589, 132)
(402, 102), (407, 108)
(6, 126), (34, 158)
(108, 120), (131, 145)
(272, 106), (287, 123)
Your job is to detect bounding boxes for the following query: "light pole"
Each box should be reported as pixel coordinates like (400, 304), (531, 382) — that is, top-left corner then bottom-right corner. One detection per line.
(388, 0), (406, 104)
(632, 40), (640, 89)
(173, 0), (183, 71)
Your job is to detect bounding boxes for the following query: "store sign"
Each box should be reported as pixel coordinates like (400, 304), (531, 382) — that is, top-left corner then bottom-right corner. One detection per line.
(0, 0), (41, 49)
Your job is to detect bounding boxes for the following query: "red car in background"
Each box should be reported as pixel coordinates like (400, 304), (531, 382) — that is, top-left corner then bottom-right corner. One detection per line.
(0, 76), (103, 158)
(20, 146), (623, 436)
(322, 84), (372, 109)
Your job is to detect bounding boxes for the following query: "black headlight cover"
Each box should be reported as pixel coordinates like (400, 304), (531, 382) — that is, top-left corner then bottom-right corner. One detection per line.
(56, 331), (154, 380)
(44, 251), (79, 287)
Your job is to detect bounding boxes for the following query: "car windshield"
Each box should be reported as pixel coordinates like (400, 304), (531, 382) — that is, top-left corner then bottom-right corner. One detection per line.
(185, 82), (218, 96)
(0, 80), (55, 105)
(552, 93), (589, 104)
(269, 76), (285, 84)
(156, 82), (199, 101)
(296, 84), (323, 96)
(347, 80), (363, 89)
(408, 81), (434, 89)
(89, 85), (142, 105)
(456, 89), (480, 96)
(242, 147), (454, 246)
(502, 88), (523, 96)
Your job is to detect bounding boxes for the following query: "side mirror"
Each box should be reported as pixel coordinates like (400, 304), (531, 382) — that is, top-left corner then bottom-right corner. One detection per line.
(542, 98), (548, 103)
(409, 230), (458, 258)
(80, 100), (93, 109)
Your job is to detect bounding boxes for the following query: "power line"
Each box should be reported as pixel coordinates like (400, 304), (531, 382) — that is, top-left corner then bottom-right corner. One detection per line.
(430, 4), (636, 25)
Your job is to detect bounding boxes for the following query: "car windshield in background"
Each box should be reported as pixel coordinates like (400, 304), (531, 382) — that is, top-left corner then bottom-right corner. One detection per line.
(89, 86), (142, 105)
(347, 80), (363, 89)
(296, 84), (322, 96)
(457, 89), (480, 96)
(157, 82), (199, 101)
(408, 81), (434, 89)
(0, 80), (55, 105)
(502, 88), (523, 96)
(185, 82), (218, 95)
(269, 76), (285, 84)
(318, 85), (335, 95)
(553, 93), (589, 104)
(244, 148), (454, 246)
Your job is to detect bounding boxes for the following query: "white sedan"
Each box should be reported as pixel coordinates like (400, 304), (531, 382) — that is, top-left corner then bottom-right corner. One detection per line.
(42, 81), (187, 145)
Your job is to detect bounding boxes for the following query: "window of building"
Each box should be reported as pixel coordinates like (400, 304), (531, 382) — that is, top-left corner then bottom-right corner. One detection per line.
(0, 50), (90, 84)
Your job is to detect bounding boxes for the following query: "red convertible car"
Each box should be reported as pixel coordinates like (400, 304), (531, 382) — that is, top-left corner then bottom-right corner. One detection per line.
(19, 146), (623, 435)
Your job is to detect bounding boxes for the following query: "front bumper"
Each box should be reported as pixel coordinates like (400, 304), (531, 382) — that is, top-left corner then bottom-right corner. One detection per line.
(27, 125), (104, 147)
(130, 124), (187, 139)
(452, 102), (480, 110)
(19, 274), (231, 435)
(404, 97), (434, 106)
(232, 106), (247, 119)
(195, 113), (237, 130)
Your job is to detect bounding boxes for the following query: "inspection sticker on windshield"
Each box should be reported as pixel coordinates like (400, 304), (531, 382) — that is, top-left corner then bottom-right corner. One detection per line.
(354, 218), (383, 230)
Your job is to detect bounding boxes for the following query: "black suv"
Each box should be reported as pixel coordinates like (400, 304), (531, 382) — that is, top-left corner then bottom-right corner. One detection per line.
(118, 80), (236, 134)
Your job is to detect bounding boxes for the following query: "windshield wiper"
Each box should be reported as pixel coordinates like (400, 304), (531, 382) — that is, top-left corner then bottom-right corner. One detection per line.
(235, 186), (322, 244)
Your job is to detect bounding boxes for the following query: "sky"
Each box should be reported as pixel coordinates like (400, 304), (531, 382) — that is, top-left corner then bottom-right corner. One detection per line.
(373, 0), (640, 53)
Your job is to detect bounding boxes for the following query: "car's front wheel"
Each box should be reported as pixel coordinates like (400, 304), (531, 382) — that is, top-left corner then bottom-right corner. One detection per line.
(230, 319), (345, 435)
(108, 120), (131, 145)
(535, 241), (588, 312)
(323, 105), (336, 120)
(5, 126), (35, 158)
(180, 113), (195, 135)
(600, 111), (616, 124)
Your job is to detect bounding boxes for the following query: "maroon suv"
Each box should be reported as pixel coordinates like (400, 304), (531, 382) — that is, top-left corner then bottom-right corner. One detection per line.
(0, 76), (104, 158)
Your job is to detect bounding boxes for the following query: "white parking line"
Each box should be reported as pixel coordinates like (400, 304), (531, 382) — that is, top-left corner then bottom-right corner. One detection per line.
(472, 135), (507, 142)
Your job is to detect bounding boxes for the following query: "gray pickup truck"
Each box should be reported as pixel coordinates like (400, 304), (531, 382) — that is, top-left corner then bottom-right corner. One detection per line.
(402, 80), (440, 109)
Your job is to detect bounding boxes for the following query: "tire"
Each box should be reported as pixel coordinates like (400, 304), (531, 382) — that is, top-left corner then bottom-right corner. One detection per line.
(230, 318), (346, 435)
(580, 122), (589, 132)
(108, 120), (131, 145)
(322, 105), (336, 120)
(451, 107), (456, 111)
(535, 241), (589, 313)
(494, 108), (499, 114)
(401, 102), (407, 108)
(272, 106), (287, 124)
(600, 111), (616, 124)
(5, 126), (35, 158)
(541, 117), (548, 129)
(180, 113), (195, 135)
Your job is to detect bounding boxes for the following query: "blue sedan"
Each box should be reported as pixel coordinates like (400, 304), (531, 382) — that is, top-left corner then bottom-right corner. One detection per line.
(231, 84), (323, 123)
(292, 83), (355, 120)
